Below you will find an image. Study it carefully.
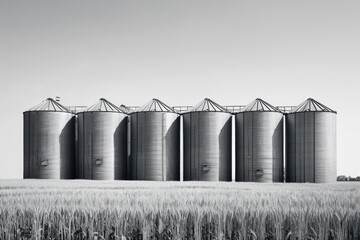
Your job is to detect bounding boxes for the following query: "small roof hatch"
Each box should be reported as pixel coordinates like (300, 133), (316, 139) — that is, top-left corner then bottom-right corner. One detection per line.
(119, 104), (133, 114)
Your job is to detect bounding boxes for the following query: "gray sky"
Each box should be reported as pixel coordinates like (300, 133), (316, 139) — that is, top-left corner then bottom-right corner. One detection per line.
(1, 0), (359, 178)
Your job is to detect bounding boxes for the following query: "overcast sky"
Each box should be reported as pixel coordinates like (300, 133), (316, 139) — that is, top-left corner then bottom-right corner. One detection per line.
(0, 0), (359, 178)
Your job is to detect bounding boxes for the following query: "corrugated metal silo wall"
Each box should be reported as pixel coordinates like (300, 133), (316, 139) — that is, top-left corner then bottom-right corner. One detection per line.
(183, 112), (232, 181)
(130, 112), (180, 181)
(286, 112), (337, 183)
(235, 112), (284, 182)
(77, 112), (128, 180)
(23, 111), (76, 179)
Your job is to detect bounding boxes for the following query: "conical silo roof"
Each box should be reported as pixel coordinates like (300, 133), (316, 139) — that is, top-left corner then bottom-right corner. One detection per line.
(135, 98), (177, 113)
(186, 98), (229, 113)
(291, 98), (336, 113)
(241, 98), (282, 113)
(27, 98), (72, 113)
(84, 98), (126, 113)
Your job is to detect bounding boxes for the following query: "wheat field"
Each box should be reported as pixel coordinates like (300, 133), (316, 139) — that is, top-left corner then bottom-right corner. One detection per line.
(0, 180), (359, 239)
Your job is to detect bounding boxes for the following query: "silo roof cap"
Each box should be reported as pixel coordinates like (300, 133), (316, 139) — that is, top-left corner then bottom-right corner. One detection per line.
(84, 98), (127, 113)
(185, 98), (230, 113)
(26, 98), (72, 113)
(241, 98), (282, 113)
(291, 98), (336, 113)
(134, 98), (177, 113)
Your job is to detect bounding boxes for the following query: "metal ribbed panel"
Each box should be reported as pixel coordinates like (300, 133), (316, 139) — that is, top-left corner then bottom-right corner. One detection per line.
(23, 112), (30, 178)
(315, 112), (337, 183)
(304, 113), (315, 182)
(183, 112), (232, 181)
(285, 114), (296, 182)
(23, 111), (75, 179)
(130, 112), (180, 181)
(285, 112), (337, 183)
(235, 112), (283, 182)
(77, 112), (128, 180)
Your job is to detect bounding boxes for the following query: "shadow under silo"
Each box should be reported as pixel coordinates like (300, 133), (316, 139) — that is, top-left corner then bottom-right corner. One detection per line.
(164, 115), (181, 181)
(113, 116), (128, 180)
(272, 115), (284, 182)
(218, 116), (232, 182)
(59, 115), (76, 179)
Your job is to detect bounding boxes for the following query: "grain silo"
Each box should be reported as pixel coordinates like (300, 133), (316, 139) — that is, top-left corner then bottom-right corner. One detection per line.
(183, 98), (232, 181)
(286, 98), (337, 183)
(77, 98), (128, 180)
(130, 99), (180, 181)
(23, 98), (75, 179)
(235, 98), (284, 182)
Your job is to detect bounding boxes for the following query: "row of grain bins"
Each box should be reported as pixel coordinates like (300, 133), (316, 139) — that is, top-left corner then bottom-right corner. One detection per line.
(23, 97), (337, 183)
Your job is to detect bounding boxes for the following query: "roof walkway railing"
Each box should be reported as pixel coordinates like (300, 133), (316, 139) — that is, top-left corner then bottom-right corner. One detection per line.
(67, 105), (296, 114)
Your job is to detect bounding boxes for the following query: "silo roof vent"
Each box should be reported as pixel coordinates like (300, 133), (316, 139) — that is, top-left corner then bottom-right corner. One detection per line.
(186, 98), (229, 113)
(85, 98), (126, 113)
(291, 98), (336, 113)
(241, 98), (282, 113)
(135, 98), (177, 113)
(27, 98), (72, 113)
